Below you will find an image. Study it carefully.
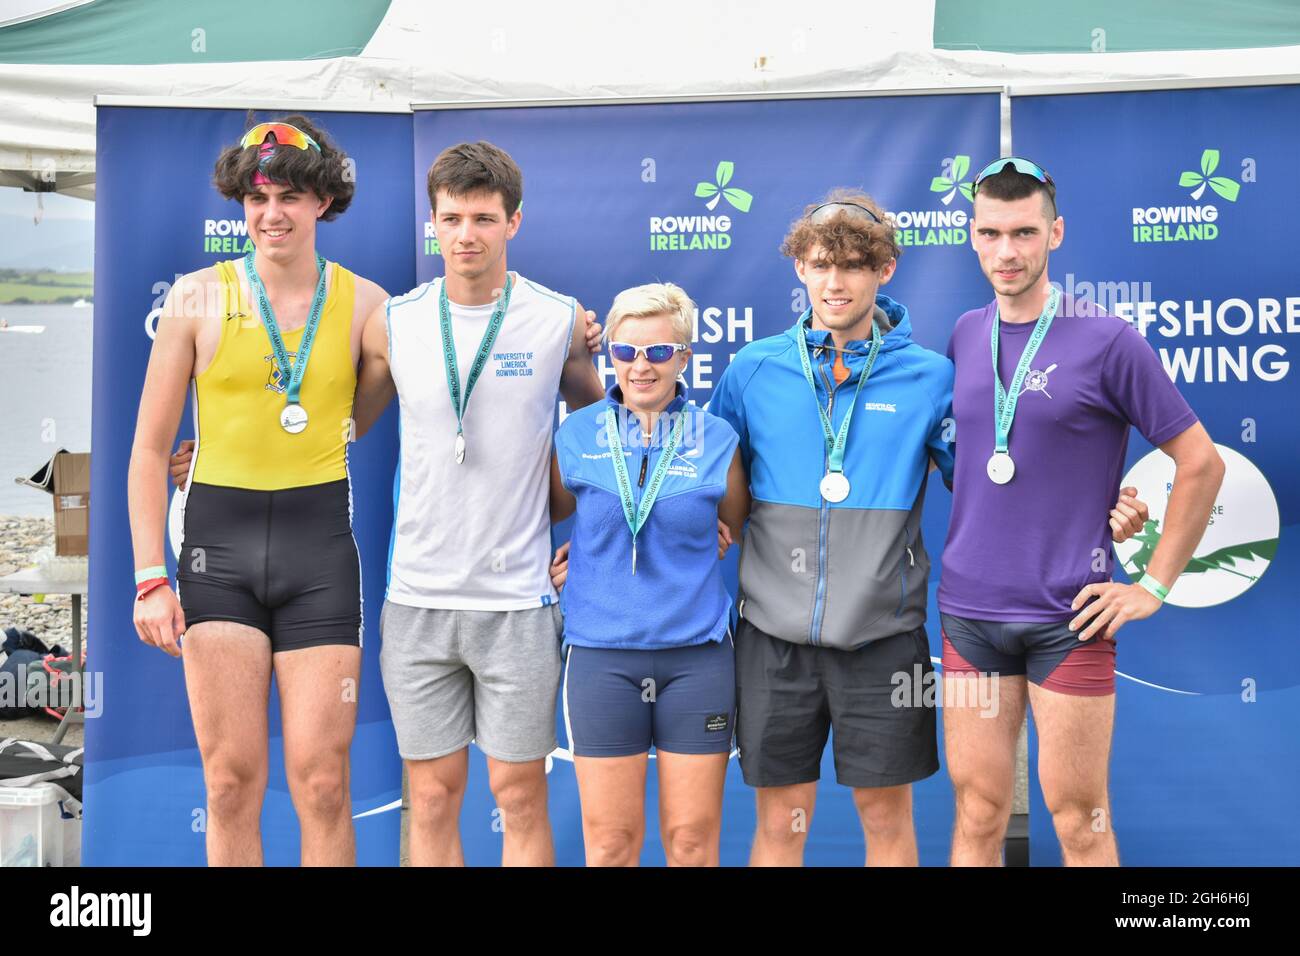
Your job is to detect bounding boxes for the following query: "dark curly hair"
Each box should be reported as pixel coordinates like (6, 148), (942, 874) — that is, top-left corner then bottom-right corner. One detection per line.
(212, 112), (354, 220)
(780, 188), (900, 269)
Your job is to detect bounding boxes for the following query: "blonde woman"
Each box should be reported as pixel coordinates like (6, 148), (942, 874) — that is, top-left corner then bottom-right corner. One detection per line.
(549, 283), (750, 866)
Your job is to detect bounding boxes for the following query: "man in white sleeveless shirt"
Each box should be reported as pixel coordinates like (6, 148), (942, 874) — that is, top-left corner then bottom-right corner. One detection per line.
(352, 142), (604, 866)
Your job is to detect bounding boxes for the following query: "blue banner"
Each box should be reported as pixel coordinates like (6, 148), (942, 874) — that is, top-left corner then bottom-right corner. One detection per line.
(414, 93), (999, 865)
(86, 106), (412, 865)
(1012, 84), (1300, 864)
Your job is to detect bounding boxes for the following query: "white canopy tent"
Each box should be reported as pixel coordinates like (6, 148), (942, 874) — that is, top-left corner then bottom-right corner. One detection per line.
(2, 0), (1299, 199)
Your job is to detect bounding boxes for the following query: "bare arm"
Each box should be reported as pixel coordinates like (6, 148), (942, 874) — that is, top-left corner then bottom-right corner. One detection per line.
(354, 297), (396, 439)
(559, 300), (605, 411)
(717, 448), (751, 548)
(1138, 422), (1224, 587)
(128, 277), (201, 656)
(550, 449), (576, 524)
(1070, 421), (1224, 640)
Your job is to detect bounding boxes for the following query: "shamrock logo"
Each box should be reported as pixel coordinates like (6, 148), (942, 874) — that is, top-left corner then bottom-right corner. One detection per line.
(929, 155), (974, 205)
(695, 162), (753, 212)
(1178, 149), (1240, 202)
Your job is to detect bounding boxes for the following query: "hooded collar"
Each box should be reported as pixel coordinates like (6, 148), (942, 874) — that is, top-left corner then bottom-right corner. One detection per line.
(788, 293), (914, 358)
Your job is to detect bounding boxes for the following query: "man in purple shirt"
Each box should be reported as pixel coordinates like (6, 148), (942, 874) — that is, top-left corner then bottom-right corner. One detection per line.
(939, 158), (1225, 866)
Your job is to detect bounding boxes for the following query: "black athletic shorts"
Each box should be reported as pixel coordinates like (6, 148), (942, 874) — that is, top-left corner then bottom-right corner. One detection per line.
(734, 617), (938, 789)
(176, 479), (362, 652)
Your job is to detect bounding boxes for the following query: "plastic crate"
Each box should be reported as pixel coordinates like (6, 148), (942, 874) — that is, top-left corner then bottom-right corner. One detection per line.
(0, 783), (80, 867)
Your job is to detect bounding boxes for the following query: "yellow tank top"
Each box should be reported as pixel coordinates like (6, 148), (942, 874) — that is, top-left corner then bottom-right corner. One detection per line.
(192, 258), (357, 490)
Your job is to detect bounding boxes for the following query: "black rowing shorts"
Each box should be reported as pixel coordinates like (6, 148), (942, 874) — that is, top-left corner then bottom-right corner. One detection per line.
(176, 479), (362, 652)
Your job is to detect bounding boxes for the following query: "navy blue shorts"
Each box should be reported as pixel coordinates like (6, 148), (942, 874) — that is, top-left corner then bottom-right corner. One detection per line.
(939, 612), (1116, 696)
(562, 634), (735, 757)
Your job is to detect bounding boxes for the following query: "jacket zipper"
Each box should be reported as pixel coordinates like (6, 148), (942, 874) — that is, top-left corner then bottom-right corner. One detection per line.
(810, 350), (840, 646)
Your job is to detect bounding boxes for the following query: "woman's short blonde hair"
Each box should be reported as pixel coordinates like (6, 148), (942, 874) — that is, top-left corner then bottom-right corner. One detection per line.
(604, 282), (696, 346)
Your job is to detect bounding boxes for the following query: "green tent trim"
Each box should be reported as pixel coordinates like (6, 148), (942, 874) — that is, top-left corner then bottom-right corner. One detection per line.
(935, 0), (1300, 54)
(0, 0), (391, 64)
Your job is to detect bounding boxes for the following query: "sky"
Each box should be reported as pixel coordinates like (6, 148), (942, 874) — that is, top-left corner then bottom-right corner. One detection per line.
(0, 185), (94, 271)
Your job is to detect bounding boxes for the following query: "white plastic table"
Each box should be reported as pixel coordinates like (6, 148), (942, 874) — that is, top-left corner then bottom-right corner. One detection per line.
(0, 560), (87, 744)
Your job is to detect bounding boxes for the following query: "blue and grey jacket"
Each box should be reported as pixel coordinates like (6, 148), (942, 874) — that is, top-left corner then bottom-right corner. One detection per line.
(709, 295), (955, 651)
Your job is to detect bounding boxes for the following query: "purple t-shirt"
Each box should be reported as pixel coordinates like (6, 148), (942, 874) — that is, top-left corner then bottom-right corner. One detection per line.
(939, 294), (1198, 622)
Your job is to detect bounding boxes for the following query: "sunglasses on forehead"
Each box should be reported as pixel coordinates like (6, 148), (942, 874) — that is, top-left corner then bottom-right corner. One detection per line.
(972, 157), (1055, 193)
(807, 201), (883, 226)
(240, 122), (322, 153)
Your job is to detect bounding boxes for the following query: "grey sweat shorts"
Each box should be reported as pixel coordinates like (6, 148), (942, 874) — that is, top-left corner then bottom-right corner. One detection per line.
(379, 600), (563, 763)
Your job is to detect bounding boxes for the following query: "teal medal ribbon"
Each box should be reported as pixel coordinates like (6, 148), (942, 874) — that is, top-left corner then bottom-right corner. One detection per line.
(245, 251), (328, 434)
(988, 285), (1060, 484)
(439, 275), (514, 464)
(795, 309), (883, 502)
(604, 405), (686, 574)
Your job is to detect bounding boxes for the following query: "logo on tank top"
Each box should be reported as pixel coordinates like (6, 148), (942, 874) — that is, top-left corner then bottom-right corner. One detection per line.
(263, 352), (297, 393)
(1113, 444), (1278, 608)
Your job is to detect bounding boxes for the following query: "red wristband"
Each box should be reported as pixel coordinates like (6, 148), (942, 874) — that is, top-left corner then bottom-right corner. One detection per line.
(135, 577), (169, 601)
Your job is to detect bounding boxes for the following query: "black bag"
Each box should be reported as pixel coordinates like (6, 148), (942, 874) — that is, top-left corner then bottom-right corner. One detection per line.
(0, 738), (83, 811)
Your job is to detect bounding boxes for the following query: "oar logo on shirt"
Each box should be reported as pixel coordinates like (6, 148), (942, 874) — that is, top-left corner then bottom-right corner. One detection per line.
(1020, 363), (1057, 399)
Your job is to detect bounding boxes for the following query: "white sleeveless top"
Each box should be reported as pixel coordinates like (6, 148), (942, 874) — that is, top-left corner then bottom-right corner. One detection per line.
(385, 273), (576, 609)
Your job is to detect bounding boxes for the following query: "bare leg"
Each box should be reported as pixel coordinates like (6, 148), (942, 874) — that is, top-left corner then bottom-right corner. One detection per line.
(1028, 682), (1118, 866)
(945, 674), (1027, 866)
(750, 783), (817, 866)
(406, 749), (469, 866)
(574, 753), (648, 866)
(487, 756), (554, 866)
(657, 751), (728, 867)
(182, 621), (271, 866)
(276, 642), (361, 866)
(852, 784), (918, 866)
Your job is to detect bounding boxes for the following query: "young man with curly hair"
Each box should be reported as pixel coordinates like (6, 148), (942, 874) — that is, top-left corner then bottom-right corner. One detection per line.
(129, 115), (389, 866)
(709, 190), (954, 865)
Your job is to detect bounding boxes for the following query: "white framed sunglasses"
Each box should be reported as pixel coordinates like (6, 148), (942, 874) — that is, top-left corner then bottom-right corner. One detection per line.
(608, 341), (687, 364)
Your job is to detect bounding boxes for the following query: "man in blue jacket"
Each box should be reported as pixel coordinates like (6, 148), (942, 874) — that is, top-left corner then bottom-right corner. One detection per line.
(710, 190), (954, 865)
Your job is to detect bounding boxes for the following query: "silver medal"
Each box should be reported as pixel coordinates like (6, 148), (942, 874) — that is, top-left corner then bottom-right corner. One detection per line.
(454, 432), (466, 464)
(820, 471), (851, 503)
(280, 404), (308, 434)
(986, 452), (1015, 485)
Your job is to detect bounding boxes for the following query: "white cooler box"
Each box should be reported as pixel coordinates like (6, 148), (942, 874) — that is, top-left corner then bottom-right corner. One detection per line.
(0, 738), (83, 867)
(0, 783), (81, 866)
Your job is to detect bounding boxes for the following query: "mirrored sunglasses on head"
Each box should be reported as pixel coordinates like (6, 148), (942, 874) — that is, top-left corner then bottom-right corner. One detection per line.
(240, 122), (322, 153)
(807, 201), (882, 226)
(972, 156), (1054, 193)
(609, 342), (687, 363)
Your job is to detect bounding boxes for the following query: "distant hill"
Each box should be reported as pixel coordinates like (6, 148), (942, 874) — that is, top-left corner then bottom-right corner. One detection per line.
(0, 213), (93, 272)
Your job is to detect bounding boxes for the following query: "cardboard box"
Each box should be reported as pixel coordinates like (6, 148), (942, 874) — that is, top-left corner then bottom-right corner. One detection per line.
(14, 450), (90, 556)
(52, 453), (89, 556)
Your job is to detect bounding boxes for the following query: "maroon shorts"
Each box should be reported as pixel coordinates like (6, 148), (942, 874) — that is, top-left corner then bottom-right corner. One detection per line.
(939, 612), (1116, 696)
